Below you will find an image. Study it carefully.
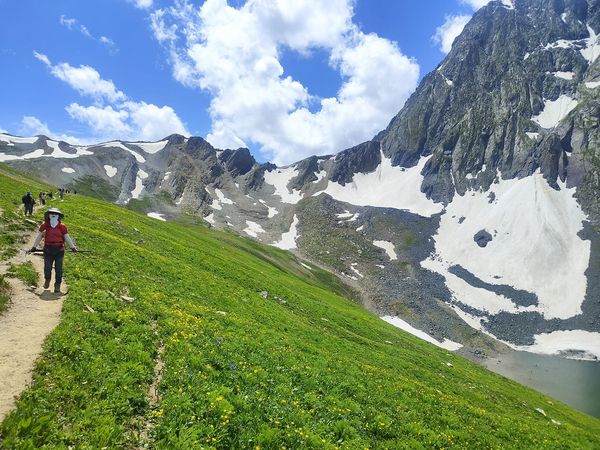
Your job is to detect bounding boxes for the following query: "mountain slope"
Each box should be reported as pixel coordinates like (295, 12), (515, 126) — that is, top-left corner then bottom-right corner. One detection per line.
(1, 0), (600, 359)
(0, 166), (599, 448)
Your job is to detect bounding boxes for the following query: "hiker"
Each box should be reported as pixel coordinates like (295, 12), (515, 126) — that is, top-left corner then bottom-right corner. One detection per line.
(59, 188), (64, 200)
(39, 192), (46, 206)
(30, 208), (77, 293)
(21, 192), (35, 216)
(47, 191), (53, 199)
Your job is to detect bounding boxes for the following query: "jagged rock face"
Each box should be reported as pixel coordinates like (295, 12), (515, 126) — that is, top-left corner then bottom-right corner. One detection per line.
(2, 0), (600, 360)
(381, 0), (600, 208)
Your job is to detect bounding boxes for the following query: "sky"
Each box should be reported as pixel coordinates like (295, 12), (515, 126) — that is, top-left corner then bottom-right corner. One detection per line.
(0, 0), (494, 165)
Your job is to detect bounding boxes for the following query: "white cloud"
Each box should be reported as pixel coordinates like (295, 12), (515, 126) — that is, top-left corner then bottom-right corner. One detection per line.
(59, 14), (77, 29)
(460, 0), (491, 8)
(59, 15), (117, 50)
(433, 15), (471, 54)
(20, 116), (84, 144)
(21, 116), (51, 136)
(130, 0), (153, 9)
(66, 104), (132, 137)
(34, 52), (125, 102)
(65, 102), (188, 142)
(32, 52), (189, 143)
(151, 0), (419, 165)
(33, 51), (50, 66)
(123, 101), (189, 141)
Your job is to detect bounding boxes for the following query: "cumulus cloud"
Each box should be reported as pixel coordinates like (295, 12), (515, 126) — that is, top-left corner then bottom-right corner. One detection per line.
(65, 102), (188, 141)
(59, 15), (117, 51)
(433, 15), (471, 54)
(20, 116), (85, 144)
(66, 104), (132, 137)
(32, 52), (189, 143)
(35, 52), (125, 102)
(151, 0), (419, 165)
(129, 0), (153, 9)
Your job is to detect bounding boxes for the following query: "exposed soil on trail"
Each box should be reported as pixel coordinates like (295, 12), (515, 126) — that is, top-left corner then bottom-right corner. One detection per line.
(0, 233), (65, 421)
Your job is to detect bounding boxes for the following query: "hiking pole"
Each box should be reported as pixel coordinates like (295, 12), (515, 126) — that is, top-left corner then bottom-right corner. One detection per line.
(25, 249), (94, 254)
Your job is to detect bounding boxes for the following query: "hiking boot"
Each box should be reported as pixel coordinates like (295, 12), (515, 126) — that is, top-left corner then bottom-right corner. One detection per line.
(54, 284), (61, 294)
(43, 279), (51, 289)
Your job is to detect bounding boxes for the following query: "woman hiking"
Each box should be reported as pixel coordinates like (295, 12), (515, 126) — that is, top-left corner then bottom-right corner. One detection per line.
(30, 208), (77, 293)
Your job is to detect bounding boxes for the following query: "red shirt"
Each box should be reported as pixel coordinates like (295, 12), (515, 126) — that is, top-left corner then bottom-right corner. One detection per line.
(39, 222), (68, 250)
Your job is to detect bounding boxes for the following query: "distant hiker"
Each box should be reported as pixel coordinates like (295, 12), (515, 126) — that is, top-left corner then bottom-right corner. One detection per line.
(59, 188), (64, 200)
(21, 192), (35, 216)
(30, 207), (77, 294)
(47, 191), (53, 199)
(39, 192), (46, 206)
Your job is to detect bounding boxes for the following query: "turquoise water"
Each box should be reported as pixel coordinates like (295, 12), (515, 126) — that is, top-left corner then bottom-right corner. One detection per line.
(484, 351), (600, 419)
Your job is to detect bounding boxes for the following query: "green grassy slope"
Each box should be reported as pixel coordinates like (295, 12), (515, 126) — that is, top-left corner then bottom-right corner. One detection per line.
(1, 166), (599, 449)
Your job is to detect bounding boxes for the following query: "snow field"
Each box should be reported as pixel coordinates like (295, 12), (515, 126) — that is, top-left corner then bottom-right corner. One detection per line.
(532, 95), (578, 129)
(315, 150), (443, 218)
(422, 172), (590, 320)
(263, 166), (303, 204)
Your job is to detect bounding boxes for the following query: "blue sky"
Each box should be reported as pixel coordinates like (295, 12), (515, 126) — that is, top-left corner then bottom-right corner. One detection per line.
(0, 0), (490, 164)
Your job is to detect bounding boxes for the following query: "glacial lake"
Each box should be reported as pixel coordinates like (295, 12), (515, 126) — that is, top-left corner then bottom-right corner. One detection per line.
(483, 351), (600, 419)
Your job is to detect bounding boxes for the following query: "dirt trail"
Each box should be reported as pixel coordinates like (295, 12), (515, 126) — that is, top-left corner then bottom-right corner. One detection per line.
(0, 233), (65, 421)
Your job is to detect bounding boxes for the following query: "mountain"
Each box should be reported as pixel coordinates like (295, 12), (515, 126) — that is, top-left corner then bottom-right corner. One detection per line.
(2, 0), (600, 361)
(1, 166), (599, 447)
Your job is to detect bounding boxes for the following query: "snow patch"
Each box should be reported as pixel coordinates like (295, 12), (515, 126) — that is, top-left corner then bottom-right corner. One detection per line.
(518, 330), (600, 361)
(382, 316), (463, 351)
(61, 167), (75, 174)
(272, 215), (299, 250)
(315, 150), (443, 217)
(204, 213), (215, 225)
(147, 212), (166, 221)
(580, 25), (600, 63)
(264, 166), (303, 204)
(134, 140), (168, 154)
(300, 262), (312, 270)
(549, 71), (575, 80)
(532, 95), (578, 129)
(0, 134), (38, 144)
(104, 165), (117, 178)
(214, 188), (234, 205)
(243, 220), (265, 238)
(350, 263), (364, 278)
(100, 141), (146, 163)
(131, 176), (144, 199)
(585, 81), (600, 89)
(373, 240), (398, 261)
(525, 132), (540, 140)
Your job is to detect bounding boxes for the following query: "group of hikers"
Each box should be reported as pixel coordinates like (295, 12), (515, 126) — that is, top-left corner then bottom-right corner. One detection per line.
(21, 190), (78, 294)
(21, 188), (76, 216)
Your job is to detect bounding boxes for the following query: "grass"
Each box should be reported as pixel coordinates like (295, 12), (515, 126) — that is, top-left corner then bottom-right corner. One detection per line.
(0, 275), (10, 314)
(7, 262), (38, 287)
(0, 166), (599, 448)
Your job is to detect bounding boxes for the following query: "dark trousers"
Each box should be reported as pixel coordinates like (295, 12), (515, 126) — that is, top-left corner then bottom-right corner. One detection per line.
(44, 247), (64, 286)
(25, 204), (33, 215)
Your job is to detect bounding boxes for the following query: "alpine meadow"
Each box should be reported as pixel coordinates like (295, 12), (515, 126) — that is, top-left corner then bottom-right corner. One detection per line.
(1, 166), (599, 448)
